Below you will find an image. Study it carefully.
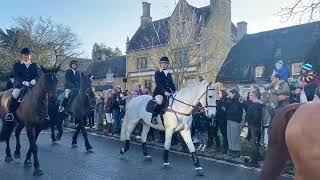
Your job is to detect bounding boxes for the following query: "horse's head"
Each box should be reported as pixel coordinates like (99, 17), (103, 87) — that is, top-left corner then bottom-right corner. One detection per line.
(80, 72), (94, 96)
(199, 82), (217, 118)
(40, 64), (60, 95)
(172, 79), (212, 114)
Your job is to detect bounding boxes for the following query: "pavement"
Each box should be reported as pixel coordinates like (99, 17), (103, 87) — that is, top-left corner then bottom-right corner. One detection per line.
(0, 129), (293, 180)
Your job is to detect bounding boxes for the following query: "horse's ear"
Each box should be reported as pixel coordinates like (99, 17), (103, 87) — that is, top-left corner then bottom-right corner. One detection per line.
(54, 64), (61, 72)
(40, 65), (47, 73)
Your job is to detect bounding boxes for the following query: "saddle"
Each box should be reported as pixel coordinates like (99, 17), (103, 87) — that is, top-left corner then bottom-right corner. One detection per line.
(146, 99), (169, 114)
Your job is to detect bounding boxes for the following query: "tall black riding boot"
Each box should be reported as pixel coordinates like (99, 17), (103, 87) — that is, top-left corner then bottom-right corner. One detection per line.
(5, 97), (19, 121)
(59, 97), (68, 112)
(151, 105), (161, 124)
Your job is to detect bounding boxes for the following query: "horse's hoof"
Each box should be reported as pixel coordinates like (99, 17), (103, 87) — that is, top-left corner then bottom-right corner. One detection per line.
(72, 144), (78, 148)
(144, 155), (152, 161)
(52, 140), (58, 145)
(5, 156), (13, 162)
(163, 162), (171, 168)
(195, 167), (204, 176)
(120, 148), (125, 155)
(86, 148), (94, 153)
(33, 168), (44, 176)
(24, 160), (32, 168)
(14, 153), (20, 159)
(56, 136), (61, 141)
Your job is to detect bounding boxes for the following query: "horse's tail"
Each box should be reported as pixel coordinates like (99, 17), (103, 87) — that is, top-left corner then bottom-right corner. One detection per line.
(0, 119), (16, 142)
(260, 103), (302, 180)
(120, 112), (128, 141)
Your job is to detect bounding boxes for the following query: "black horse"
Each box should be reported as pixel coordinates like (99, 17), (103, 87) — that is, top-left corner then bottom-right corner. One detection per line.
(64, 73), (94, 152)
(0, 65), (60, 176)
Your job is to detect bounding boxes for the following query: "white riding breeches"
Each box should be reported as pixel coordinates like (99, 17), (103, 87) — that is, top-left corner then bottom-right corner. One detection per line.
(155, 95), (163, 105)
(12, 89), (21, 99)
(65, 89), (71, 98)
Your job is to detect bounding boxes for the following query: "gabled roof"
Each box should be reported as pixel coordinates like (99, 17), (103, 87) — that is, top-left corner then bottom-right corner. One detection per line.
(86, 55), (126, 79)
(127, 3), (237, 52)
(127, 17), (170, 52)
(216, 22), (320, 83)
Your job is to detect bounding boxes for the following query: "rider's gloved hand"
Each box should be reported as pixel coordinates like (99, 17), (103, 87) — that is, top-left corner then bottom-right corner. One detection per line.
(30, 79), (36, 86)
(164, 91), (170, 96)
(22, 81), (30, 87)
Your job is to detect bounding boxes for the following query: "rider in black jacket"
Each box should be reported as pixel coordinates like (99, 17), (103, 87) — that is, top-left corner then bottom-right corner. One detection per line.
(59, 60), (80, 112)
(151, 57), (176, 124)
(5, 48), (38, 121)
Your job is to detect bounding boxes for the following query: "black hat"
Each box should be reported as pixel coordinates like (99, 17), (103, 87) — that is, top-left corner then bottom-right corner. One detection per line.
(9, 73), (14, 78)
(160, 56), (170, 64)
(69, 60), (78, 67)
(21, 48), (31, 55)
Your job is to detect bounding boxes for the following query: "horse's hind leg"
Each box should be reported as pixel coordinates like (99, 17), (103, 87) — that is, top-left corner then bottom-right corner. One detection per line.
(180, 129), (204, 176)
(51, 121), (57, 143)
(140, 123), (151, 160)
(5, 136), (13, 162)
(14, 123), (25, 159)
(120, 120), (138, 155)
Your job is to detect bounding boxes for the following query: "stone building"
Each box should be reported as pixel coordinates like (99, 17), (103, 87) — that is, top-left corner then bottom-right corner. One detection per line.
(126, 0), (246, 91)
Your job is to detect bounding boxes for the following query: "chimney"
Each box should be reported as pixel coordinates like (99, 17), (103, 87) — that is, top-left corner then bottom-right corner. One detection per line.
(237, 21), (248, 40)
(141, 2), (152, 26)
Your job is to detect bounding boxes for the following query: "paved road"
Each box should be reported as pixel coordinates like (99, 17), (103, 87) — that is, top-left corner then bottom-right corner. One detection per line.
(0, 130), (292, 180)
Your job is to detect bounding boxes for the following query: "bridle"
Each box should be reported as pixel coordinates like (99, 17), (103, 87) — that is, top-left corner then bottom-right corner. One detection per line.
(166, 83), (215, 118)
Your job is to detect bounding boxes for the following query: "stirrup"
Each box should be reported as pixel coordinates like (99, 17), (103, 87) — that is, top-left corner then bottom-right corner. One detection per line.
(5, 113), (14, 122)
(58, 106), (64, 112)
(151, 117), (158, 124)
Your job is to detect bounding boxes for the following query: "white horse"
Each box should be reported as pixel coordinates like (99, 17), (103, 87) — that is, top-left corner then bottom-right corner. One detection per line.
(120, 80), (217, 176)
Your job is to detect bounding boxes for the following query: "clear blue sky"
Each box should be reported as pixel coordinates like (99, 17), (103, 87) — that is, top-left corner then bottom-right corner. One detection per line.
(0, 0), (297, 58)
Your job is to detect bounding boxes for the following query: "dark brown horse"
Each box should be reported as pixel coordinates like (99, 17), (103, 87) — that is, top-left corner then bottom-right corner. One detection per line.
(66, 73), (94, 152)
(259, 101), (320, 180)
(0, 65), (60, 176)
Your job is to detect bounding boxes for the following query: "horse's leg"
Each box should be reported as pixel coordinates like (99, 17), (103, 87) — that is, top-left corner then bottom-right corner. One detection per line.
(163, 128), (174, 167)
(24, 127), (41, 168)
(120, 120), (138, 155)
(80, 117), (93, 152)
(26, 126), (43, 176)
(14, 123), (25, 159)
(5, 136), (13, 162)
(140, 123), (151, 160)
(72, 121), (81, 147)
(180, 129), (204, 176)
(56, 114), (63, 140)
(51, 119), (57, 143)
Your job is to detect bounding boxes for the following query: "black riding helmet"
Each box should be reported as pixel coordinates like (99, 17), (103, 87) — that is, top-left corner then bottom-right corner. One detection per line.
(69, 60), (78, 68)
(159, 56), (170, 64)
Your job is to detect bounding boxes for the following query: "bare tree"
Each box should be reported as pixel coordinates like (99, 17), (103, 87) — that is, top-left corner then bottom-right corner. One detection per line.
(129, 2), (229, 89)
(13, 17), (82, 66)
(280, 0), (320, 23)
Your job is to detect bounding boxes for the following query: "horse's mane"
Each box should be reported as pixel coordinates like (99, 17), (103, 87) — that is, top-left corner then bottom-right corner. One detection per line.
(175, 82), (207, 98)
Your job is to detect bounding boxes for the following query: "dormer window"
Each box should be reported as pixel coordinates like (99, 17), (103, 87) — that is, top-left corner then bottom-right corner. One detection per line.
(255, 65), (264, 78)
(291, 62), (303, 77)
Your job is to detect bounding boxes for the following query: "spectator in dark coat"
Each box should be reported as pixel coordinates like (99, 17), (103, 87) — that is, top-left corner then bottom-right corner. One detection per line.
(111, 87), (121, 135)
(208, 89), (228, 153)
(225, 89), (244, 157)
(244, 90), (263, 167)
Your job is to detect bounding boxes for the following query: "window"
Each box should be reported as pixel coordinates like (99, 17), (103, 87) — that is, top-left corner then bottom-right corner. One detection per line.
(137, 57), (148, 69)
(174, 49), (189, 64)
(291, 62), (303, 76)
(144, 79), (152, 89)
(255, 66), (264, 78)
(106, 74), (114, 82)
(176, 22), (188, 38)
